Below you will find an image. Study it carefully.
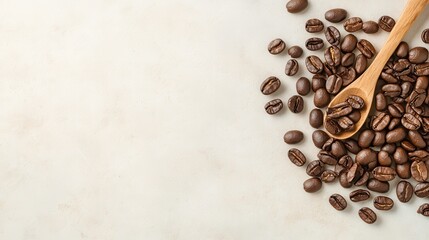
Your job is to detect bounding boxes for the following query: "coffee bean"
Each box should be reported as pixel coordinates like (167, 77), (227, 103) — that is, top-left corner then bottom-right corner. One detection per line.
(396, 41), (409, 58)
(417, 203), (429, 217)
(285, 59), (299, 76)
(326, 75), (343, 94)
(343, 139), (361, 154)
(325, 118), (342, 135)
(325, 26), (341, 46)
(265, 99), (283, 114)
(402, 113), (421, 130)
(341, 34), (357, 53)
(296, 77), (310, 96)
(393, 147), (408, 164)
(260, 76), (281, 95)
(350, 189), (371, 202)
(288, 148), (306, 167)
(331, 141), (347, 158)
(379, 15), (396, 32)
(327, 102), (352, 119)
(408, 47), (428, 64)
(356, 148), (377, 170)
(312, 130), (330, 148)
(408, 130), (426, 148)
(303, 177), (322, 193)
(284, 130), (304, 144)
(314, 88), (330, 108)
(324, 46), (341, 67)
(355, 54), (368, 75)
(288, 45), (303, 58)
(397, 163), (412, 179)
(306, 160), (324, 176)
(337, 116), (354, 130)
(325, 8), (347, 23)
(422, 29), (429, 44)
(346, 95), (365, 109)
(288, 95), (304, 113)
(309, 108), (323, 128)
(341, 53), (355, 67)
(358, 130), (375, 148)
(312, 74), (326, 91)
(401, 140), (416, 152)
(357, 39), (376, 59)
(306, 18), (324, 33)
(381, 143), (396, 155)
(339, 170), (353, 188)
(386, 127), (406, 143)
(411, 160), (428, 182)
(388, 103), (405, 117)
(318, 150), (337, 165)
(371, 112), (390, 131)
(305, 37), (324, 51)
(348, 110), (361, 123)
(367, 178), (390, 193)
(373, 131), (386, 146)
(355, 171), (370, 186)
(373, 166), (396, 181)
(378, 151), (392, 166)
(329, 194), (347, 211)
(396, 181), (413, 202)
(358, 207), (377, 224)
(306, 55), (324, 74)
(321, 170), (337, 183)
(414, 62), (429, 76)
(347, 163), (363, 183)
(268, 38), (285, 55)
(373, 196), (394, 210)
(286, 0), (308, 13)
(415, 182), (429, 198)
(344, 17), (363, 32)
(338, 67), (357, 86)
(338, 155), (353, 169)
(408, 150), (429, 162)
(362, 21), (379, 34)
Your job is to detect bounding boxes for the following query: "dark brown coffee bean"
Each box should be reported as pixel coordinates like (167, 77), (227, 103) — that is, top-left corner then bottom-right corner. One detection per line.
(381, 71), (399, 84)
(325, 26), (341, 46)
(393, 147), (408, 164)
(362, 21), (379, 34)
(379, 16), (396, 32)
(327, 102), (352, 118)
(414, 182), (429, 198)
(285, 59), (299, 76)
(331, 141), (347, 158)
(401, 140), (416, 152)
(286, 0), (308, 13)
(378, 151), (392, 166)
(312, 130), (330, 148)
(288, 95), (304, 113)
(396, 181), (413, 202)
(367, 178), (390, 193)
(338, 155), (353, 169)
(324, 46), (341, 67)
(288, 45), (303, 58)
(260, 76), (281, 95)
(373, 166), (396, 181)
(347, 163), (363, 183)
(357, 39), (376, 59)
(414, 62), (429, 76)
(396, 41), (409, 58)
(288, 148), (306, 167)
(408, 130), (426, 148)
(375, 93), (387, 111)
(326, 75), (343, 94)
(381, 143), (396, 155)
(306, 160), (324, 176)
(358, 207), (377, 224)
(305, 37), (324, 51)
(318, 150), (338, 165)
(347, 95), (365, 109)
(408, 47), (429, 64)
(350, 189), (371, 202)
(358, 130), (375, 148)
(371, 112), (390, 131)
(373, 131), (386, 146)
(329, 194), (347, 211)
(348, 110), (361, 123)
(417, 203), (429, 217)
(325, 8), (347, 23)
(416, 76), (429, 90)
(284, 130), (304, 144)
(311, 74), (326, 92)
(355, 54), (368, 75)
(388, 103), (405, 117)
(408, 150), (429, 162)
(303, 177), (322, 193)
(341, 53), (355, 67)
(411, 160), (428, 182)
(268, 38), (285, 55)
(337, 116), (354, 130)
(344, 17), (363, 32)
(386, 127), (406, 143)
(402, 113), (421, 130)
(306, 55), (324, 74)
(388, 118), (401, 130)
(339, 170), (353, 188)
(338, 67), (357, 86)
(373, 196), (394, 210)
(422, 29), (429, 44)
(341, 34), (357, 53)
(295, 77), (310, 96)
(306, 18), (324, 33)
(401, 82), (414, 99)
(356, 148), (377, 170)
(343, 139), (361, 154)
(309, 108), (323, 128)
(397, 163), (412, 179)
(314, 88), (330, 108)
(355, 171), (370, 186)
(265, 99), (283, 114)
(321, 170), (337, 183)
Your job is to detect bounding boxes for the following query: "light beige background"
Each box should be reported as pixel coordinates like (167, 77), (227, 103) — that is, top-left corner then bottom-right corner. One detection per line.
(0, 0), (428, 239)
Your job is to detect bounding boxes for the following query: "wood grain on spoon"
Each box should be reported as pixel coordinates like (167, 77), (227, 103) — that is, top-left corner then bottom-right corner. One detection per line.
(325, 0), (429, 140)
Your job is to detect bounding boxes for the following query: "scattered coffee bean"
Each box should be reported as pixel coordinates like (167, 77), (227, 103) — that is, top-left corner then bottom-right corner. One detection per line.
(303, 177), (322, 193)
(344, 17), (363, 32)
(306, 37), (324, 51)
(306, 160), (324, 176)
(373, 196), (394, 210)
(411, 160), (428, 182)
(309, 108), (324, 128)
(260, 76), (281, 95)
(357, 39), (376, 59)
(422, 29), (429, 44)
(312, 130), (330, 149)
(296, 77), (311, 96)
(285, 59), (299, 76)
(362, 21), (379, 34)
(396, 41), (409, 58)
(329, 194), (347, 210)
(325, 26), (341, 46)
(341, 34), (358, 53)
(342, 53), (355, 67)
(265, 99), (283, 115)
(321, 170), (337, 183)
(268, 38), (285, 55)
(396, 181), (413, 203)
(284, 130), (304, 144)
(288, 45), (304, 58)
(306, 18), (324, 33)
(408, 47), (428, 64)
(288, 148), (306, 166)
(306, 55), (324, 74)
(286, 0), (308, 13)
(367, 178), (389, 193)
(355, 54), (368, 75)
(325, 8), (347, 23)
(417, 203), (429, 217)
(358, 207), (377, 224)
(314, 88), (330, 108)
(414, 182), (429, 198)
(379, 15), (396, 32)
(288, 95), (304, 113)
(350, 189), (371, 202)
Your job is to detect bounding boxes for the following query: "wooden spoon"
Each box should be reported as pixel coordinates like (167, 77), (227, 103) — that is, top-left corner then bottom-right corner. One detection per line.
(324, 0), (429, 140)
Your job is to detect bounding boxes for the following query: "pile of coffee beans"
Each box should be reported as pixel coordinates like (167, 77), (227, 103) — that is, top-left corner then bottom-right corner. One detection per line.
(261, 3), (429, 224)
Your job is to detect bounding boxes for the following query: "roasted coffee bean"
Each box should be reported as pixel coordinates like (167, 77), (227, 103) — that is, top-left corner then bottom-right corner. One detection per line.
(312, 74), (326, 92)
(388, 118), (401, 130)
(324, 46), (341, 67)
(375, 93), (387, 111)
(343, 139), (361, 154)
(355, 54), (368, 75)
(388, 103), (405, 117)
(338, 67), (357, 86)
(408, 47), (428, 64)
(401, 140), (416, 152)
(342, 53), (355, 67)
(268, 38), (285, 55)
(358, 130), (375, 148)
(325, 26), (341, 46)
(306, 55), (324, 74)
(350, 189), (371, 202)
(321, 138), (334, 151)
(417, 203), (429, 217)
(339, 170), (353, 188)
(386, 127), (406, 143)
(408, 130), (426, 148)
(344, 17), (363, 32)
(414, 62), (429, 76)
(397, 163), (412, 179)
(422, 29), (429, 44)
(288, 45), (303, 58)
(318, 150), (338, 165)
(326, 75), (343, 94)
(329, 194), (347, 211)
(401, 82), (414, 99)
(306, 18), (324, 33)
(284, 130), (304, 144)
(409, 150), (429, 162)
(415, 182), (429, 198)
(393, 147), (408, 164)
(331, 141), (347, 158)
(338, 155), (354, 169)
(396, 41), (409, 58)
(373, 166), (396, 181)
(362, 21), (379, 34)
(306, 160), (324, 176)
(286, 0), (308, 13)
(378, 151), (392, 166)
(296, 77), (310, 96)
(381, 143), (396, 155)
(285, 59), (299, 76)
(305, 37), (324, 51)
(367, 178), (390, 193)
(357, 39), (376, 59)
(347, 163), (363, 183)
(309, 108), (323, 128)
(348, 110), (361, 123)
(379, 16), (396, 32)
(355, 171), (370, 186)
(312, 130), (330, 148)
(288, 95), (304, 113)
(416, 76), (429, 90)
(381, 71), (399, 84)
(356, 148), (377, 170)
(347, 95), (365, 109)
(359, 207), (377, 224)
(327, 102), (352, 118)
(260, 76), (281, 95)
(325, 8), (347, 23)
(411, 160), (428, 182)
(402, 113), (421, 130)
(288, 148), (306, 166)
(373, 131), (386, 146)
(337, 116), (354, 130)
(314, 88), (330, 108)
(303, 177), (322, 193)
(396, 181), (413, 202)
(371, 112), (390, 131)
(341, 34), (358, 53)
(265, 99), (283, 114)
(373, 196), (394, 210)
(321, 170), (337, 183)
